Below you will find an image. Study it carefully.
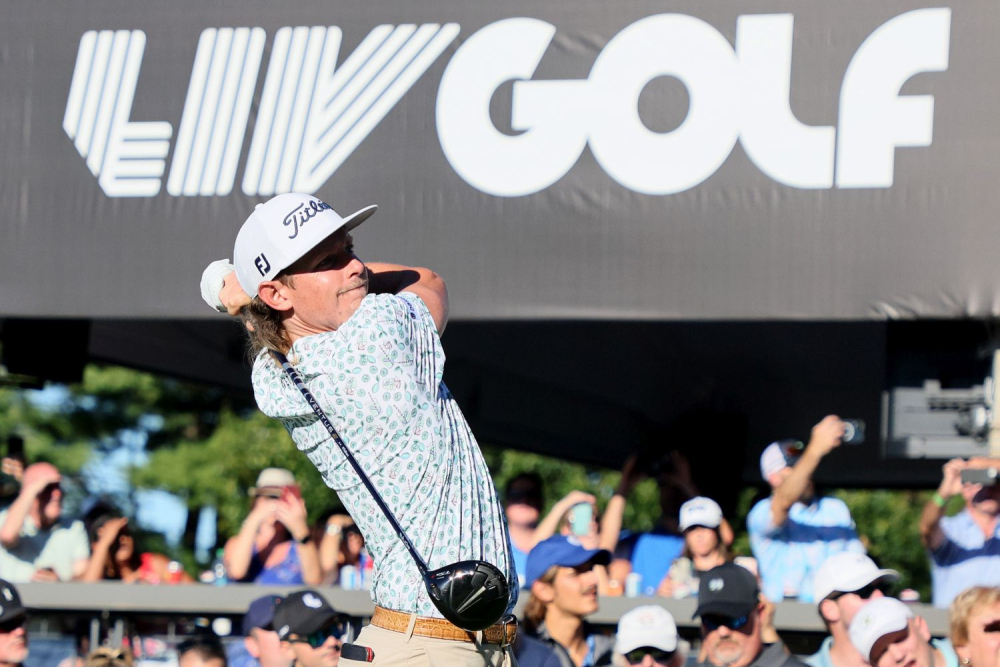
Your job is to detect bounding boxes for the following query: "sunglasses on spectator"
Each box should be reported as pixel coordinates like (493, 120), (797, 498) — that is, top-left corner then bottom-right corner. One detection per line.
(506, 489), (542, 505)
(625, 647), (675, 664)
(702, 615), (750, 631)
(0, 617), (25, 634)
(288, 620), (347, 648)
(829, 582), (891, 601)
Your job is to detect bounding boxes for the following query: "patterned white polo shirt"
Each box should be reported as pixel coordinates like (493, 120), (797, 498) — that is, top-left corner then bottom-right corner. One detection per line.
(252, 291), (517, 617)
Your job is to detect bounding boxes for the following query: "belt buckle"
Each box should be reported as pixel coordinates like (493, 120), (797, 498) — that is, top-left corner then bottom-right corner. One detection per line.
(498, 614), (517, 648)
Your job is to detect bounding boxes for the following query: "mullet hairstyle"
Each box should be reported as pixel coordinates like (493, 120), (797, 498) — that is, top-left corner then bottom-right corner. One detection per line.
(238, 274), (296, 358)
(522, 565), (560, 635)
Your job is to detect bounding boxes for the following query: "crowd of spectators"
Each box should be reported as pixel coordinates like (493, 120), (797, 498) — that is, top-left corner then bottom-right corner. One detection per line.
(0, 418), (997, 667)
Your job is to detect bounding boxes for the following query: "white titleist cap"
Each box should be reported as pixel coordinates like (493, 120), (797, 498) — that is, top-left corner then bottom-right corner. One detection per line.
(813, 552), (899, 604)
(849, 597), (913, 663)
(233, 193), (377, 297)
(679, 496), (723, 531)
(615, 605), (678, 655)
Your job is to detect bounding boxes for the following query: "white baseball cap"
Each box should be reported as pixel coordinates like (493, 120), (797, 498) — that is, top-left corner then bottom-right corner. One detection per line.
(759, 439), (804, 479)
(615, 605), (678, 655)
(849, 597), (913, 663)
(679, 497), (723, 531)
(233, 193), (377, 297)
(813, 552), (899, 604)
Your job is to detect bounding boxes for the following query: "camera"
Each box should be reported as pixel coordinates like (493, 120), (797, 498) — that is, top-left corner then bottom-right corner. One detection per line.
(841, 419), (865, 445)
(960, 468), (998, 486)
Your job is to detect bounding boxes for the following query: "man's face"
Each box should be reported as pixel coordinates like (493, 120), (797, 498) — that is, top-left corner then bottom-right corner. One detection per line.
(285, 620), (346, 667)
(967, 484), (1000, 516)
(245, 628), (290, 667)
(548, 562), (600, 619)
(0, 616), (28, 666)
(700, 608), (762, 667)
(821, 581), (889, 630)
(271, 230), (368, 334)
(505, 481), (542, 526)
(870, 620), (934, 667)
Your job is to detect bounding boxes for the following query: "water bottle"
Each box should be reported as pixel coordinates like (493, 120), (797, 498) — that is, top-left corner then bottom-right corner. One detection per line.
(211, 548), (228, 585)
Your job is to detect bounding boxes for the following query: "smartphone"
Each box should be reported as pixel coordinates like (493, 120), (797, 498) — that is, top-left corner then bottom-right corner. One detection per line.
(283, 484), (302, 500)
(960, 468), (998, 486)
(570, 503), (592, 536)
(841, 419), (865, 445)
(6, 436), (24, 462)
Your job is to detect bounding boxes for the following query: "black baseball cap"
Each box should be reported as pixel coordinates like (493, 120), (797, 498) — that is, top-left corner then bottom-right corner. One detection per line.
(694, 563), (759, 619)
(243, 595), (282, 636)
(0, 579), (26, 624)
(273, 590), (337, 640)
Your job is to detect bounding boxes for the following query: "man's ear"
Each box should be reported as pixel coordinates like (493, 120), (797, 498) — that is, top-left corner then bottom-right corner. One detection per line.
(914, 616), (931, 642)
(244, 636), (260, 659)
(531, 579), (556, 605)
(280, 640), (296, 660)
(258, 280), (293, 312)
(818, 599), (841, 625)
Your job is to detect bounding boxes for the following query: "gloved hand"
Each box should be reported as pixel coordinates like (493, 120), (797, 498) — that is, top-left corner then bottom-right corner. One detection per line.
(201, 259), (237, 312)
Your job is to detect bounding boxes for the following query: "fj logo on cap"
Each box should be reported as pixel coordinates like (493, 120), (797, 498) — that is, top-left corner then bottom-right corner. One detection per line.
(303, 594), (323, 609)
(254, 253), (271, 276)
(709, 578), (724, 592)
(2, 588), (10, 602)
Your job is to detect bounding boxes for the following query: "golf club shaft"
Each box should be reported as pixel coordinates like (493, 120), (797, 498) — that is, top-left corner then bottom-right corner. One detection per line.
(272, 351), (431, 577)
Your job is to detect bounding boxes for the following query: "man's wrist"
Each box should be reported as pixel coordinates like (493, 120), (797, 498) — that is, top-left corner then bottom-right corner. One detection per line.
(931, 491), (948, 507)
(325, 523), (343, 537)
(294, 531), (312, 545)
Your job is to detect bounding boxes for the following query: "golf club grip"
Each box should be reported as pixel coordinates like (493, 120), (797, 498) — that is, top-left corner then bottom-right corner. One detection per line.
(341, 644), (375, 662)
(271, 351), (430, 576)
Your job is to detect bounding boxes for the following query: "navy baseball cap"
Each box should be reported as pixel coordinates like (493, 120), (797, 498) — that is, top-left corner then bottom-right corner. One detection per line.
(274, 590), (339, 640)
(695, 563), (759, 619)
(525, 535), (611, 587)
(243, 595), (282, 636)
(0, 579), (25, 624)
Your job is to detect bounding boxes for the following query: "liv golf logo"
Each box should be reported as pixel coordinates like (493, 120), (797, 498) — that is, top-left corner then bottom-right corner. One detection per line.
(62, 10), (951, 198)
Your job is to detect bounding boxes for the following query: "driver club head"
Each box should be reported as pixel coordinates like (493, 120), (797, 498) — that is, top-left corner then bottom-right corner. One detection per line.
(424, 560), (510, 631)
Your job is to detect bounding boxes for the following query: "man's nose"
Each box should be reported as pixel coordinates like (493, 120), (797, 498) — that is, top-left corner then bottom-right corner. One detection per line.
(871, 589), (885, 601)
(716, 625), (732, 638)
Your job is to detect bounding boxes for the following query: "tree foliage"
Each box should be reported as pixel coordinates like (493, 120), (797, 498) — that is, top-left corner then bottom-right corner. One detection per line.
(1, 363), (944, 598)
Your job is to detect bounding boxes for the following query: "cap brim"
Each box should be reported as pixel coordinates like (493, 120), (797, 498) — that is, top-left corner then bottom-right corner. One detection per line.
(560, 548), (612, 570)
(290, 608), (337, 638)
(824, 570), (900, 601)
(342, 204), (377, 232)
(616, 634), (678, 654)
(694, 600), (756, 620)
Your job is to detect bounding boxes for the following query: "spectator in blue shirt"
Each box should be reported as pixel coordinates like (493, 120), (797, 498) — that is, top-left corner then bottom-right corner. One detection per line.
(919, 456), (1000, 608)
(746, 416), (865, 603)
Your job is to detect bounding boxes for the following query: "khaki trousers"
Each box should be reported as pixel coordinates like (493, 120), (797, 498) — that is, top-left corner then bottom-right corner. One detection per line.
(340, 620), (518, 667)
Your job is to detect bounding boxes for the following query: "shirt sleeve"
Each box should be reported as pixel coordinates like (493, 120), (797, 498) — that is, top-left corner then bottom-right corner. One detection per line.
(747, 498), (781, 537)
(379, 292), (445, 390)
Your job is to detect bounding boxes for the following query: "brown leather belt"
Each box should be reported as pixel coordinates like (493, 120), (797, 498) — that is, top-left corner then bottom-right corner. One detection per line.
(370, 606), (517, 646)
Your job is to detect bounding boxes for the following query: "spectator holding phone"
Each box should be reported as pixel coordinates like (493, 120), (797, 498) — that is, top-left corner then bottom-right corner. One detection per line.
(225, 468), (321, 586)
(747, 416), (865, 603)
(81, 511), (193, 584)
(920, 457), (1000, 608)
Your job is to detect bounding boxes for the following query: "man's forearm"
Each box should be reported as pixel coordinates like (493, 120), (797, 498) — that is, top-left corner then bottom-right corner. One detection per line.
(919, 497), (946, 550)
(365, 263), (449, 333)
(0, 494), (32, 547)
(772, 450), (823, 520)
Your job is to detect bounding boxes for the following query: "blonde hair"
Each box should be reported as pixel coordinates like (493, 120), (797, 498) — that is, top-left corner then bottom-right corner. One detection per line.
(523, 566), (559, 634)
(84, 647), (133, 667)
(950, 586), (1000, 647)
(238, 275), (296, 357)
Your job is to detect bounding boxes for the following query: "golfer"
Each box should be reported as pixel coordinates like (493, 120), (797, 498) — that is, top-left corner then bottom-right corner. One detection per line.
(201, 193), (517, 666)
